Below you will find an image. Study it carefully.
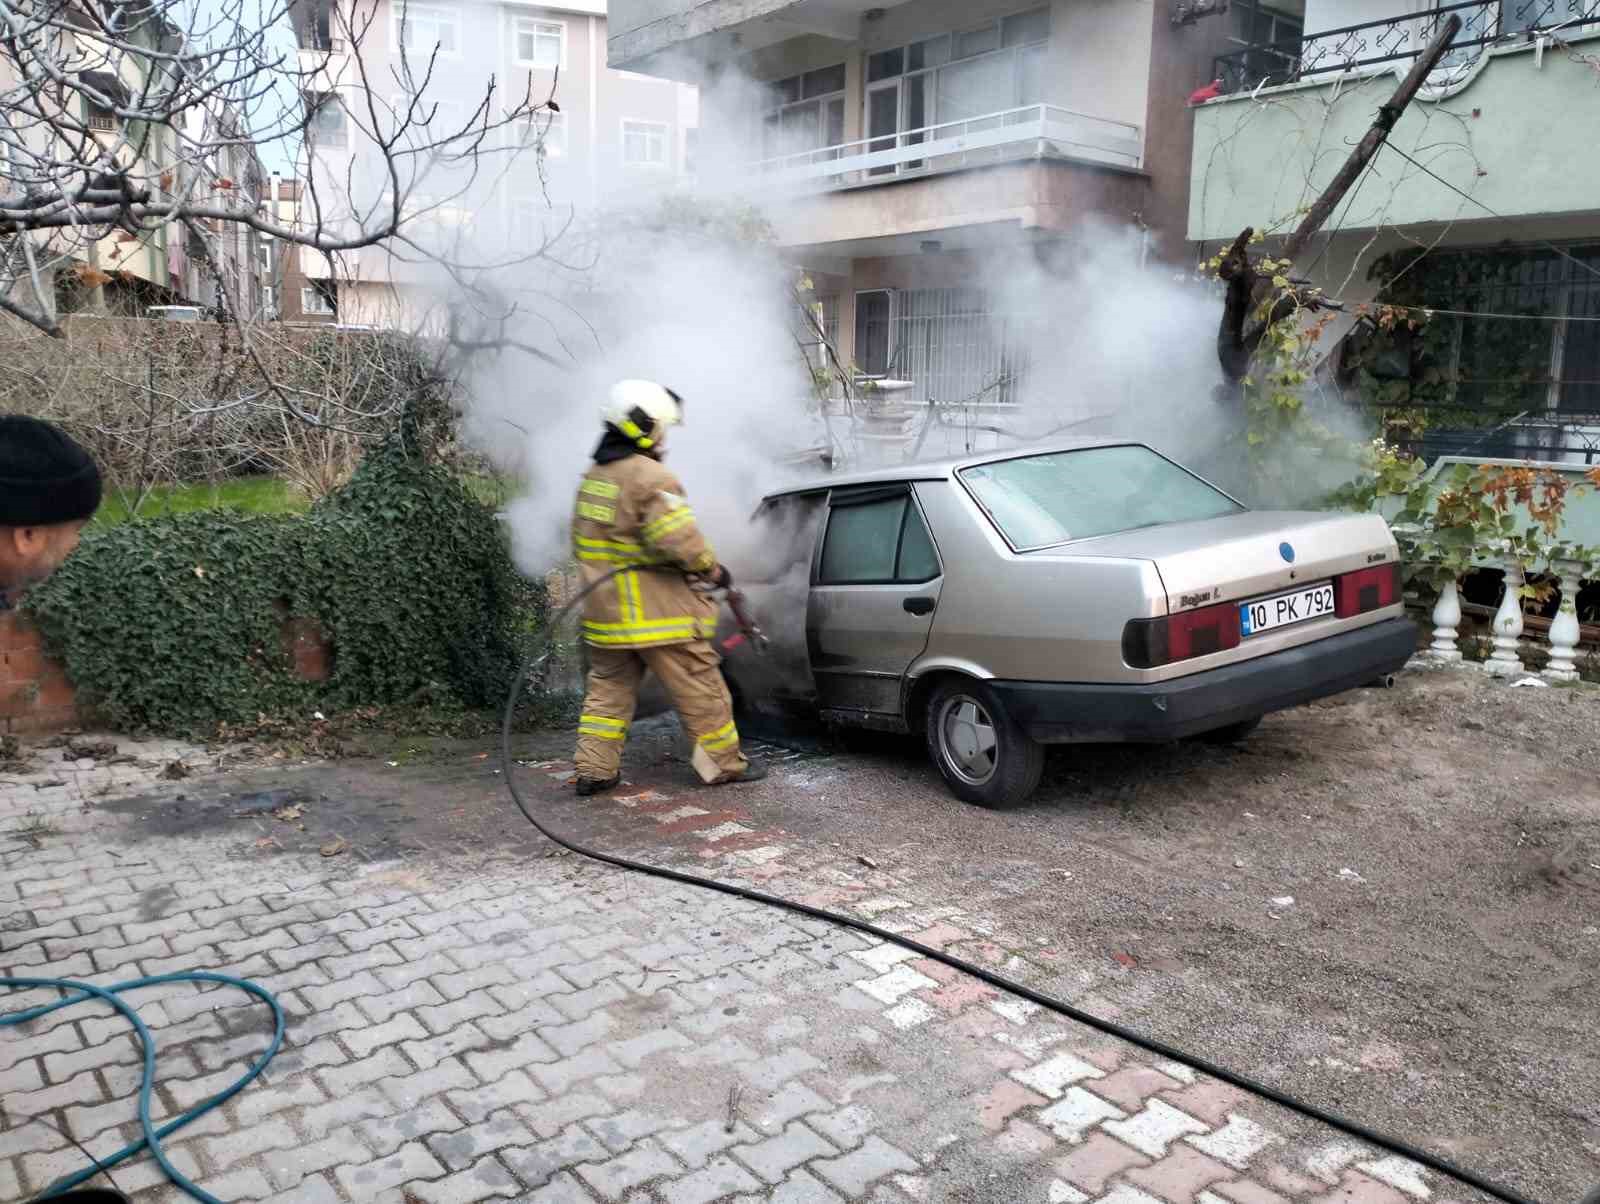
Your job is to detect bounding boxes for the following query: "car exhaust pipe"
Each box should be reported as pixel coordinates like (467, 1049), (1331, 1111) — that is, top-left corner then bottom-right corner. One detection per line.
(1362, 673), (1397, 689)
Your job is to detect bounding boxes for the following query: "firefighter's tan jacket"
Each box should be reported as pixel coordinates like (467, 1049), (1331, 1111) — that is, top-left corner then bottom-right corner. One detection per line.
(572, 453), (719, 649)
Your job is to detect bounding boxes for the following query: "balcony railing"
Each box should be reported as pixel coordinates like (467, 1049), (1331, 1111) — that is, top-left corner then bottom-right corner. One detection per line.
(749, 104), (1142, 192)
(1213, 0), (1600, 93)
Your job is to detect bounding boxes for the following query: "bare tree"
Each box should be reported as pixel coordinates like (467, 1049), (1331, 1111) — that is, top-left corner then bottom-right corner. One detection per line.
(0, 0), (559, 337)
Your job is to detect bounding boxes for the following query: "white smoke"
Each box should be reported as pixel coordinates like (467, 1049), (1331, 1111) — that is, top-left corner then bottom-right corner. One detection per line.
(457, 205), (821, 578)
(423, 61), (1372, 592)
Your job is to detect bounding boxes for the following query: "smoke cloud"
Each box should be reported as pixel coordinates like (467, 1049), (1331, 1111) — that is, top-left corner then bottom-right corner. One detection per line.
(422, 66), (1373, 598)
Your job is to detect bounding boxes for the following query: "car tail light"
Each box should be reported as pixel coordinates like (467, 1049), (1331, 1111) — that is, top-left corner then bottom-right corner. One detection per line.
(1122, 601), (1242, 669)
(1334, 562), (1400, 618)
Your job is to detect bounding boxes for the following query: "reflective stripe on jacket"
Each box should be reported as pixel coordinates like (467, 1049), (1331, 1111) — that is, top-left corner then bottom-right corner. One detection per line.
(572, 454), (719, 649)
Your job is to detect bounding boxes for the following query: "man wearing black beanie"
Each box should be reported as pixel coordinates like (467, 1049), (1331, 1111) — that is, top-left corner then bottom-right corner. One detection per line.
(0, 415), (103, 605)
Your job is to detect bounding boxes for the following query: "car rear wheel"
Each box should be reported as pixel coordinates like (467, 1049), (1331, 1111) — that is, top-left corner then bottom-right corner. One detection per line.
(926, 679), (1044, 807)
(1196, 716), (1262, 745)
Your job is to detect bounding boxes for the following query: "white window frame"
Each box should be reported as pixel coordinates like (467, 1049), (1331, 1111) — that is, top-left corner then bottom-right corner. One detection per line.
(305, 91), (347, 148)
(392, 1), (459, 58)
(301, 285), (335, 315)
(540, 111), (567, 156)
(512, 16), (564, 69)
(863, 5), (1050, 176)
(621, 119), (670, 167)
(393, 92), (464, 137)
(86, 101), (120, 132)
(760, 64), (846, 162)
(512, 110), (565, 157)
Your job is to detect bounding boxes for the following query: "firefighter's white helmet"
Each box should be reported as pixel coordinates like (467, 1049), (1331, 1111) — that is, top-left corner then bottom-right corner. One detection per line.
(602, 380), (683, 449)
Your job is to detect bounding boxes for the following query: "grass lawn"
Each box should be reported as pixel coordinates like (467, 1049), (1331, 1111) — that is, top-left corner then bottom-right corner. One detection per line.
(92, 477), (309, 526)
(92, 472), (520, 526)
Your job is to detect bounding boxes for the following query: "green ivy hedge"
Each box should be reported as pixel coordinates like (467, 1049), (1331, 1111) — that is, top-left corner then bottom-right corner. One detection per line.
(26, 440), (545, 734)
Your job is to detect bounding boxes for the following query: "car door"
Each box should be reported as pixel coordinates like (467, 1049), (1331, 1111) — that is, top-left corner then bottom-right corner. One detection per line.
(807, 483), (944, 722)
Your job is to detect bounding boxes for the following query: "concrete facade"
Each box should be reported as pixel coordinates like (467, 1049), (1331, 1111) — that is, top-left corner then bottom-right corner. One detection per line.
(608, 0), (1228, 399)
(1187, 0), (1600, 460)
(286, 0), (699, 326)
(1189, 29), (1600, 245)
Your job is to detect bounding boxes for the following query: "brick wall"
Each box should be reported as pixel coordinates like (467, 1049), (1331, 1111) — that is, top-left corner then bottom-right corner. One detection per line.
(1, 610), (79, 734)
(0, 610), (332, 734)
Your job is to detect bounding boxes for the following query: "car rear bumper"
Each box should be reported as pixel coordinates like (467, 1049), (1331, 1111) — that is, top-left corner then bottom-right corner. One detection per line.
(991, 617), (1418, 744)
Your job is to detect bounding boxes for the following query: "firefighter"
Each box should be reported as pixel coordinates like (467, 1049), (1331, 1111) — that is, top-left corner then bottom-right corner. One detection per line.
(570, 380), (766, 796)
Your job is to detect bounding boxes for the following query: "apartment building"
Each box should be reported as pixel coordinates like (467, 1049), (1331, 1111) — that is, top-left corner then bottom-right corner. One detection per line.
(286, 0), (699, 328)
(605, 0), (1231, 407)
(171, 105), (273, 321)
(0, 3), (274, 323)
(1189, 0), (1600, 461)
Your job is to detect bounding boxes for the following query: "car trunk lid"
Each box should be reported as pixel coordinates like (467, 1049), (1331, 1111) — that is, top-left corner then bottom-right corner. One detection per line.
(1044, 510), (1398, 615)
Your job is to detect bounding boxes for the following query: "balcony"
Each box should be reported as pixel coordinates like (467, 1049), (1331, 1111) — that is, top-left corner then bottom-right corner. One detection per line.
(1213, 0), (1600, 93)
(749, 104), (1142, 195)
(1189, 3), (1600, 243)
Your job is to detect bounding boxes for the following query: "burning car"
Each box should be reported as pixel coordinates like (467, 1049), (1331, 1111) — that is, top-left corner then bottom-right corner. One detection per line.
(723, 439), (1415, 807)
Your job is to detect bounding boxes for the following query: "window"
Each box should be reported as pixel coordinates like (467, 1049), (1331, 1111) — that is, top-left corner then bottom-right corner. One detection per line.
(1366, 243), (1600, 419)
(304, 92), (346, 146)
(301, 283), (335, 315)
(960, 447), (1243, 551)
(854, 290), (891, 377)
(392, 1), (457, 55)
(820, 492), (941, 585)
(86, 101), (118, 131)
(859, 8), (1047, 176)
(537, 112), (567, 156)
(514, 17), (562, 68)
(759, 63), (846, 162)
(622, 119), (668, 166)
(1499, 0), (1595, 35)
(1228, 0), (1302, 85)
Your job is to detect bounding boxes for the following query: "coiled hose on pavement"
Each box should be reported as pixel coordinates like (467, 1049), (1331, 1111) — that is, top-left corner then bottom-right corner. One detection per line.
(503, 566), (1552, 1204)
(0, 971), (283, 1202)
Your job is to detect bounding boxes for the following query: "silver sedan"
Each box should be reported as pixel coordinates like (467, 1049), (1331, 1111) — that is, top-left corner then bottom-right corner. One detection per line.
(724, 439), (1415, 807)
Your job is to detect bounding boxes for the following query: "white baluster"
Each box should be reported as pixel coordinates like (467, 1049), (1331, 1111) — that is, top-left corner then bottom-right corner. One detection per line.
(1544, 559), (1582, 683)
(1484, 550), (1525, 677)
(1427, 578), (1463, 662)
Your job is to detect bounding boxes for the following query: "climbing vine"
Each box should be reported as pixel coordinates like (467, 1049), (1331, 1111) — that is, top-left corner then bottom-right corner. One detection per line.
(24, 438), (547, 735)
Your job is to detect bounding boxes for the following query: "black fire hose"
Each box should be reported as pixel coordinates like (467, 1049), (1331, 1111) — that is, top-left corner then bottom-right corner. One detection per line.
(504, 566), (1551, 1204)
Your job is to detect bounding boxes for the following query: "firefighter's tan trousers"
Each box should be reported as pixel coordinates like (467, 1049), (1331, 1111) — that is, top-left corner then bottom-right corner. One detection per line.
(575, 640), (749, 784)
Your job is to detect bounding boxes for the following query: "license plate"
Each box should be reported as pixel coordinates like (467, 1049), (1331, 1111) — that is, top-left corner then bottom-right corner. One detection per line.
(1240, 582), (1335, 636)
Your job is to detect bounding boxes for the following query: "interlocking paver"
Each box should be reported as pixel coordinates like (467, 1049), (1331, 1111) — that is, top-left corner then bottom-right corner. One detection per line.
(575, 1136), (682, 1198)
(586, 1106), (686, 1153)
(447, 1067), (547, 1123)
(663, 1154), (765, 1204)
(360, 1096), (466, 1158)
(810, 1133), (919, 1195)
(732, 1119), (836, 1184)
(262, 1129), (371, 1192)
(357, 978), (449, 1023)
(406, 1154), (523, 1202)
(0, 736), (1323, 1204)
(1105, 1099), (1212, 1158)
(334, 1141), (448, 1195)
(1191, 1115), (1276, 1171)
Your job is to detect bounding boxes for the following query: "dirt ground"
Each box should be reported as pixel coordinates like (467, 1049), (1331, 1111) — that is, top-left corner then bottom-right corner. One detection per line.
(97, 667), (1600, 1202)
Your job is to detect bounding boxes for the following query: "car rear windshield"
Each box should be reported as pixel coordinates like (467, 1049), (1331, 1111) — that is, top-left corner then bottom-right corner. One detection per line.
(958, 445), (1243, 550)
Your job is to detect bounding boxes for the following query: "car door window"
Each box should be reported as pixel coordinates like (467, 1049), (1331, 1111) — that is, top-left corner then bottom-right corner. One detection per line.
(821, 496), (903, 583)
(896, 500), (939, 582)
(819, 492), (941, 585)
